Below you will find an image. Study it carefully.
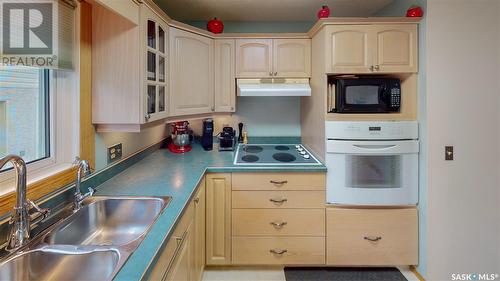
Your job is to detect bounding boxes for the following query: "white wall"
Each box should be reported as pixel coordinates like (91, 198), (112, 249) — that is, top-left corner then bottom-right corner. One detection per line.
(426, 1), (500, 280)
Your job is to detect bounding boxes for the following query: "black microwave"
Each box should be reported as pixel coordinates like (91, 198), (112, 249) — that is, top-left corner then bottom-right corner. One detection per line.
(333, 77), (401, 113)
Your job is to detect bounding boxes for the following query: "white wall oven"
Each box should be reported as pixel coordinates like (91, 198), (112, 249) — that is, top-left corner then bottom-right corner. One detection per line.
(326, 121), (419, 206)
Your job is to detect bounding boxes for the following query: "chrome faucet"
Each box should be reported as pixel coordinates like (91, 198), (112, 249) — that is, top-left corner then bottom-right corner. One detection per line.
(0, 155), (50, 252)
(73, 157), (94, 211)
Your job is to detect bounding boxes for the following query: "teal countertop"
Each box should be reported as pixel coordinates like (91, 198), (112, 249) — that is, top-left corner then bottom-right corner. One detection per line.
(95, 142), (326, 281)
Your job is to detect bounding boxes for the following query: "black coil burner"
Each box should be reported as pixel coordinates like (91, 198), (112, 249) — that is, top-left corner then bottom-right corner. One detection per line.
(272, 153), (296, 163)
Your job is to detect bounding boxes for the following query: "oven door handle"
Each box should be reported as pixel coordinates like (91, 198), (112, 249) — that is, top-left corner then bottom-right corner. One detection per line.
(352, 144), (397, 150)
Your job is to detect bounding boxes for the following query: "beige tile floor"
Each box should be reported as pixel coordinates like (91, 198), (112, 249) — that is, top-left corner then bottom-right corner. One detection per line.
(202, 266), (420, 281)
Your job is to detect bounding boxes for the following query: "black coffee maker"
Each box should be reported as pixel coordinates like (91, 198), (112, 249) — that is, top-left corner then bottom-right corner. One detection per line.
(201, 118), (213, 151)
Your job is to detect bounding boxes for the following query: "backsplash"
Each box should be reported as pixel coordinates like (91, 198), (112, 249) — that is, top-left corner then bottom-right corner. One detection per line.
(189, 97), (301, 137)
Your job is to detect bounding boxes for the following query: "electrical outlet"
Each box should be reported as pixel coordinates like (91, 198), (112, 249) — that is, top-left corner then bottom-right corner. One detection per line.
(445, 146), (454, 161)
(107, 143), (122, 164)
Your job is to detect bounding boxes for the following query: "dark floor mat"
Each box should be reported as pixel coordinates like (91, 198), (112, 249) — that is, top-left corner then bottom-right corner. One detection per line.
(284, 267), (408, 281)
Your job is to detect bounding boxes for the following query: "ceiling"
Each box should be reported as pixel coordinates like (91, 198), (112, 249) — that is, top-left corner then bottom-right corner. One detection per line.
(154, 0), (395, 22)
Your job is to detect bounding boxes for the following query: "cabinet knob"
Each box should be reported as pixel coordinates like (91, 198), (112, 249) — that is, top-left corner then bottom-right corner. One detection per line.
(364, 236), (382, 242)
(211, 106), (215, 112)
(374, 65), (380, 70)
(145, 114), (151, 121)
(270, 221), (287, 228)
(269, 198), (287, 204)
(270, 180), (288, 185)
(194, 197), (200, 204)
(369, 65), (375, 71)
(269, 72), (273, 76)
(274, 72), (277, 76)
(269, 249), (288, 255)
(230, 106), (234, 111)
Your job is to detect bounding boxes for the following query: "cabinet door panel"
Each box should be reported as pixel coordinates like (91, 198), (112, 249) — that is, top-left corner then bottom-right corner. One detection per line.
(215, 39), (236, 112)
(206, 173), (232, 265)
(374, 25), (418, 73)
(193, 178), (206, 281)
(236, 39), (272, 77)
(273, 39), (311, 77)
(170, 28), (214, 116)
(326, 25), (372, 74)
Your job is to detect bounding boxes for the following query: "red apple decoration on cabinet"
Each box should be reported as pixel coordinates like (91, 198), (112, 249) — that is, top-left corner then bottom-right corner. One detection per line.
(207, 17), (224, 34)
(317, 5), (330, 19)
(406, 6), (423, 17)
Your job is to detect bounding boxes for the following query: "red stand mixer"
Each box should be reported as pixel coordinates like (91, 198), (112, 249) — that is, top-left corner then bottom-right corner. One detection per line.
(168, 121), (193, 153)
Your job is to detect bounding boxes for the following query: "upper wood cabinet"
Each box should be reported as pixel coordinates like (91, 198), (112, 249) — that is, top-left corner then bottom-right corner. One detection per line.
(236, 39), (311, 78)
(273, 39), (311, 77)
(326, 25), (371, 74)
(215, 39), (236, 112)
(92, 2), (168, 131)
(169, 28), (214, 116)
(325, 24), (418, 74)
(236, 39), (273, 78)
(373, 25), (418, 73)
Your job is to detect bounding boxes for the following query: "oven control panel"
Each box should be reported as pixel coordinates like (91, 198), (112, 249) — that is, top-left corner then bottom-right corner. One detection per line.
(326, 121), (418, 140)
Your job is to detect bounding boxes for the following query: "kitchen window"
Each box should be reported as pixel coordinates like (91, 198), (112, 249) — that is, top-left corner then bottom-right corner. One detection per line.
(0, 67), (51, 171)
(0, 66), (80, 192)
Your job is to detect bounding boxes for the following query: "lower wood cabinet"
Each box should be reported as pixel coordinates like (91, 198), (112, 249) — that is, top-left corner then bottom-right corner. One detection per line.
(326, 207), (418, 266)
(205, 173), (232, 265)
(147, 178), (205, 281)
(232, 236), (325, 265)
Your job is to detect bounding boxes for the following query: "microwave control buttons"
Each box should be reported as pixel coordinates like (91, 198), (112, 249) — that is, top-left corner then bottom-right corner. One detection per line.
(303, 154), (311, 159)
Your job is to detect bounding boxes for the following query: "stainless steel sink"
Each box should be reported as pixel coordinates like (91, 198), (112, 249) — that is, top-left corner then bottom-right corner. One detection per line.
(44, 196), (170, 249)
(0, 195), (171, 281)
(0, 245), (123, 281)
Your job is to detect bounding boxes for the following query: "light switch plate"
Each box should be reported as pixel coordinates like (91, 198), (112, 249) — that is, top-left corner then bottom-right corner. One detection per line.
(107, 143), (122, 164)
(445, 146), (454, 161)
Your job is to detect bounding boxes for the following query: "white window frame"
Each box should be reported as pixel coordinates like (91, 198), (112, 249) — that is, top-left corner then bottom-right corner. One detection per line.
(0, 0), (80, 195)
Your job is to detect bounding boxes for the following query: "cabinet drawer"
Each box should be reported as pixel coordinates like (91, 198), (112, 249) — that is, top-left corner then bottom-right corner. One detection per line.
(327, 208), (418, 266)
(232, 191), (325, 209)
(233, 209), (325, 236)
(232, 236), (325, 265)
(232, 173), (325, 191)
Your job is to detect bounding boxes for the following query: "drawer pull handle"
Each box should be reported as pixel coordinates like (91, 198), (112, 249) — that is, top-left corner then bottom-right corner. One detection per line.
(194, 198), (200, 204)
(269, 198), (288, 204)
(270, 221), (287, 228)
(270, 180), (288, 185)
(364, 236), (382, 242)
(269, 249), (288, 255)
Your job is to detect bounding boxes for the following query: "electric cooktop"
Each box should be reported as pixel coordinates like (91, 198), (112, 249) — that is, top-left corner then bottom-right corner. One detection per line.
(233, 144), (322, 166)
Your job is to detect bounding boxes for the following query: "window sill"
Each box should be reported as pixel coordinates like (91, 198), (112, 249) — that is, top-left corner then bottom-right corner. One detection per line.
(0, 163), (74, 197)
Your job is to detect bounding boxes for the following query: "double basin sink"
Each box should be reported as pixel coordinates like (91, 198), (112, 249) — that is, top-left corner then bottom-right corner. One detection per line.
(0, 196), (171, 281)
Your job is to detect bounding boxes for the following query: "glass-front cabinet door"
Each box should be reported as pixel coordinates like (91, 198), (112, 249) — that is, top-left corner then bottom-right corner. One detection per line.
(143, 6), (168, 123)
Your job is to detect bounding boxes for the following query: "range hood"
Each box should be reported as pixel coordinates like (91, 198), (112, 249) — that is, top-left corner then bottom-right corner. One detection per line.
(237, 78), (311, 97)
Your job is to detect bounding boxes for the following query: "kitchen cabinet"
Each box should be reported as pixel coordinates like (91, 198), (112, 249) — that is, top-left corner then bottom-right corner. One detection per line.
(273, 39), (311, 77)
(147, 201), (194, 281)
(92, 2), (168, 131)
(214, 39), (236, 112)
(166, 221), (193, 281)
(374, 25), (418, 73)
(193, 178), (206, 281)
(147, 178), (205, 281)
(93, 0), (139, 24)
(236, 39), (311, 78)
(206, 173), (232, 265)
(231, 172), (326, 265)
(236, 39), (273, 78)
(326, 208), (418, 266)
(169, 28), (214, 116)
(325, 24), (417, 74)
